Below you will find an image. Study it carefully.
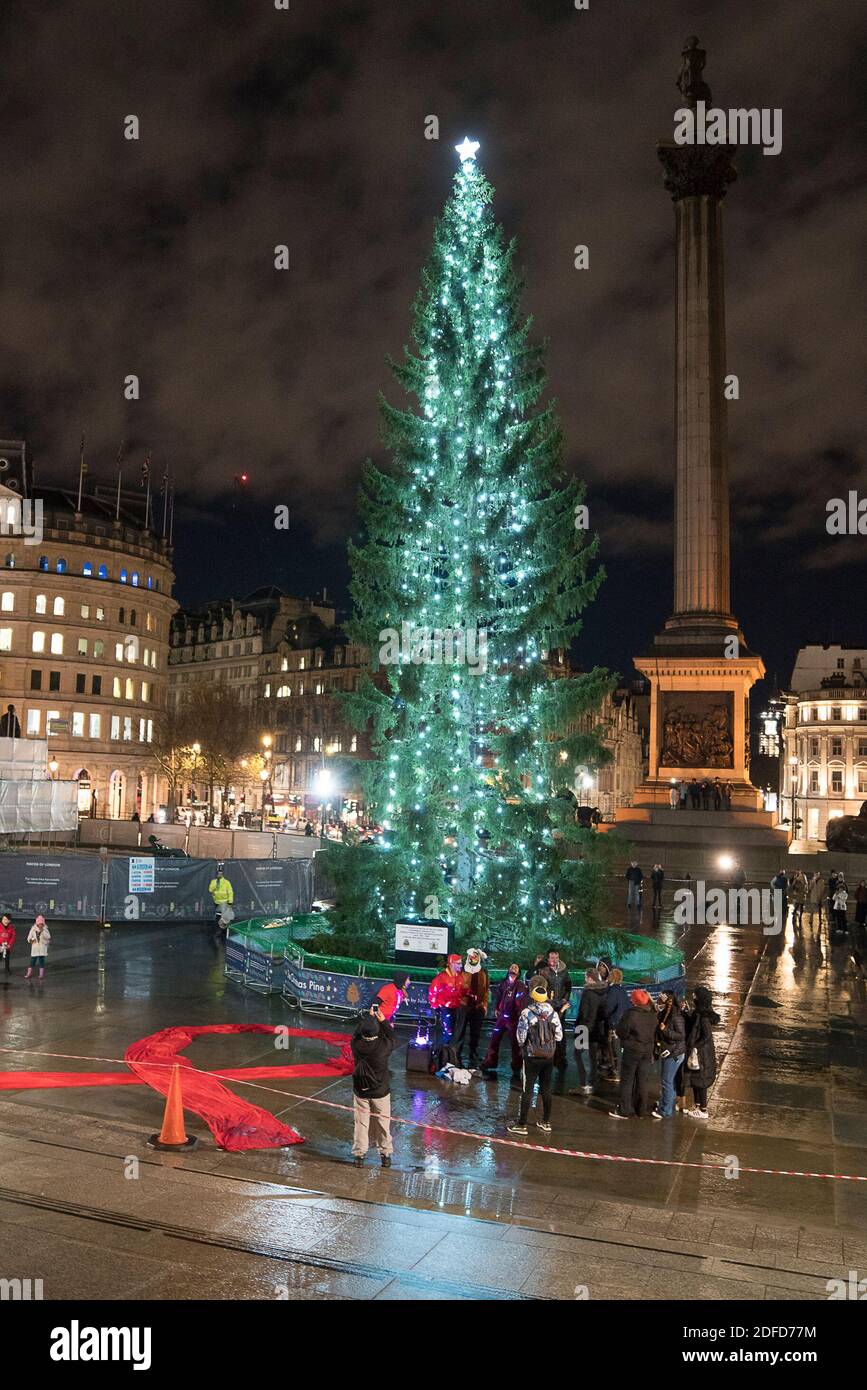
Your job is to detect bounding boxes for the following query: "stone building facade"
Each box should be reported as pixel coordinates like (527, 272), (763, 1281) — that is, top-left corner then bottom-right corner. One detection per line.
(781, 644), (867, 850)
(0, 480), (175, 818)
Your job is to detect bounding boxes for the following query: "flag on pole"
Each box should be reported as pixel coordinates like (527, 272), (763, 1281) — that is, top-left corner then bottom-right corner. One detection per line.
(115, 440), (125, 521)
(142, 452), (152, 530)
(76, 432), (87, 512)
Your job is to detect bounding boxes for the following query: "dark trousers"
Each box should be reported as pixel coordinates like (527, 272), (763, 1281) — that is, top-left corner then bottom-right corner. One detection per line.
(482, 1021), (521, 1072)
(618, 1049), (652, 1117)
(518, 1058), (553, 1124)
(652, 884), (663, 907)
(691, 1084), (708, 1108)
(453, 1005), (484, 1063)
(1, 949), (10, 973)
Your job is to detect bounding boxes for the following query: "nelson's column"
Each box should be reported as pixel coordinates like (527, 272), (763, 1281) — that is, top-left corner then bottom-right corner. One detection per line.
(616, 39), (787, 864)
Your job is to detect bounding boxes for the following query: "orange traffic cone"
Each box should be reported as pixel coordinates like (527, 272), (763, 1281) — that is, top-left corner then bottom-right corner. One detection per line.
(147, 1063), (198, 1151)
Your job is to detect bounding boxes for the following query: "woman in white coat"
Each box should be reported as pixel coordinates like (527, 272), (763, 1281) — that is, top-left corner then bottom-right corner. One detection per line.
(25, 914), (51, 980)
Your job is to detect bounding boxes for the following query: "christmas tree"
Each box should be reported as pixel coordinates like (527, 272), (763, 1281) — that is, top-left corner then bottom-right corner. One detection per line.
(324, 138), (615, 957)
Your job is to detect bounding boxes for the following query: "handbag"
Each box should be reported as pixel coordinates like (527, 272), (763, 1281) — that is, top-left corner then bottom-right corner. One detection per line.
(686, 1046), (700, 1071)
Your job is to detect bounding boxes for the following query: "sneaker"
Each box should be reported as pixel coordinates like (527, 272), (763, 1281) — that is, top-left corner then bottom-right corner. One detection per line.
(650, 1109), (664, 1120)
(353, 1156), (364, 1167)
(380, 1155), (392, 1168)
(608, 1109), (628, 1119)
(536, 1121), (552, 1133)
(507, 1122), (528, 1136)
(686, 1107), (709, 1119)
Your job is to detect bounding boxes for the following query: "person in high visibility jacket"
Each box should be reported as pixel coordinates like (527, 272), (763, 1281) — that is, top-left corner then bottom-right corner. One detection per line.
(208, 864), (235, 932)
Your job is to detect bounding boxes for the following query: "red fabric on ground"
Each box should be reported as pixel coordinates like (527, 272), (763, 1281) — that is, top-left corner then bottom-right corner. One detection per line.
(0, 1024), (354, 1153)
(124, 1023), (353, 1151)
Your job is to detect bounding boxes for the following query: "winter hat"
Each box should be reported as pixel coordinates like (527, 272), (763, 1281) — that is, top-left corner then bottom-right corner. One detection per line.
(529, 975), (549, 1004)
(464, 948), (487, 975)
(630, 988), (651, 1007)
(693, 986), (714, 1010)
(358, 1016), (380, 1039)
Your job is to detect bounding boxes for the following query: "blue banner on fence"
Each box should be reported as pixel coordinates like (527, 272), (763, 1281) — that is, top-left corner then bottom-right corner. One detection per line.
(105, 856), (314, 923)
(0, 854), (103, 919)
(282, 959), (430, 1016)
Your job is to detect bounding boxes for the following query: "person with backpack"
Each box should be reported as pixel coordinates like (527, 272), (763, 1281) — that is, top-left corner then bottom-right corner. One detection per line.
(25, 915), (51, 981)
(609, 988), (657, 1119)
(683, 986), (720, 1119)
(568, 968), (608, 1095)
(350, 1004), (397, 1168)
(507, 976), (563, 1136)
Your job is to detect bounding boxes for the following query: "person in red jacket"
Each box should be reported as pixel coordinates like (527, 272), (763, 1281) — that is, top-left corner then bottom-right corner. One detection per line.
(374, 973), (411, 1023)
(481, 963), (528, 1085)
(0, 915), (15, 975)
(428, 954), (466, 1041)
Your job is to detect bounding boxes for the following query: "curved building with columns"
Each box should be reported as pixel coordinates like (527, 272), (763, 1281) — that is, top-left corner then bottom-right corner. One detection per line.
(0, 474), (175, 819)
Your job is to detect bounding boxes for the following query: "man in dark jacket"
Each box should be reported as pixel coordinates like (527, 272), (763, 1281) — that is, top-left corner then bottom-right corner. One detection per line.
(609, 989), (657, 1119)
(350, 1007), (396, 1167)
(651, 991), (686, 1119)
(533, 947), (572, 1072)
(601, 967), (631, 1079)
(481, 963), (528, 1084)
(650, 863), (665, 909)
(683, 986), (719, 1119)
(569, 969), (608, 1094)
(625, 862), (643, 909)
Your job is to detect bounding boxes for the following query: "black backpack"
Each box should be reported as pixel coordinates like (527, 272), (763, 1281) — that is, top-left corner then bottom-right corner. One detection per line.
(525, 1012), (556, 1060)
(430, 1043), (459, 1074)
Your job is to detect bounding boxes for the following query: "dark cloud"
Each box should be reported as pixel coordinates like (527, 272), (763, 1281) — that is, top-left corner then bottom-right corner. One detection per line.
(0, 0), (864, 684)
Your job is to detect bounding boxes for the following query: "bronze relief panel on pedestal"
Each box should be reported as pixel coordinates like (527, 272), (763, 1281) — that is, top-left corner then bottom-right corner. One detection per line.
(659, 691), (734, 768)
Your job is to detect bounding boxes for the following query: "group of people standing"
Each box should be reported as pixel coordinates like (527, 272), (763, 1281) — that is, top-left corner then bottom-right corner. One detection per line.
(671, 778), (733, 811)
(0, 913), (52, 980)
(773, 868), (867, 933)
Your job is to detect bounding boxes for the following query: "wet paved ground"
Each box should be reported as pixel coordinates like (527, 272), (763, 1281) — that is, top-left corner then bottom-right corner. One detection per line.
(0, 894), (864, 1300)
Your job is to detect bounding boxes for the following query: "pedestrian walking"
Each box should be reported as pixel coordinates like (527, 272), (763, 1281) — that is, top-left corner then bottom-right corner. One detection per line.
(832, 879), (849, 934)
(0, 915), (15, 975)
(569, 969), (607, 1095)
(827, 870), (839, 924)
(350, 1005), (396, 1168)
(25, 915), (51, 980)
(532, 946), (572, 1073)
(207, 863), (235, 937)
(807, 871), (824, 926)
(625, 861), (643, 910)
(601, 967), (631, 1080)
(609, 989), (657, 1119)
(453, 947), (489, 1068)
(651, 990), (686, 1119)
(771, 868), (789, 924)
(650, 863), (665, 909)
(481, 963), (528, 1086)
(683, 986), (720, 1119)
(508, 976), (563, 1136)
(790, 870), (808, 928)
(854, 880), (867, 931)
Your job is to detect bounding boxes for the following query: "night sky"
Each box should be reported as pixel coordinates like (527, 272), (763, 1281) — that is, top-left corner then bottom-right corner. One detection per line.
(1, 0), (864, 694)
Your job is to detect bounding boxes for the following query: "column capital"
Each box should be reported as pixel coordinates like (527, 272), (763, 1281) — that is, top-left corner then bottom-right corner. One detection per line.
(657, 141), (737, 201)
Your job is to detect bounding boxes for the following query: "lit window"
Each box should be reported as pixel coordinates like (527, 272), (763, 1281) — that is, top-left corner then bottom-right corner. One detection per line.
(38, 555), (49, 571)
(50, 632), (63, 655)
(53, 596), (65, 616)
(56, 558), (67, 574)
(141, 682), (150, 702)
(80, 604), (90, 619)
(82, 562), (92, 577)
(139, 718), (146, 742)
(78, 638), (87, 656)
(146, 718), (153, 742)
(88, 713), (101, 739)
(147, 576), (153, 589)
(122, 716), (132, 740)
(125, 678), (133, 700)
(46, 709), (60, 735)
(96, 607), (105, 621)
(32, 631), (46, 653)
(115, 643), (124, 662)
(131, 572), (139, 587)
(4, 554), (14, 569)
(26, 709), (40, 736)
(35, 594), (47, 614)
(98, 564), (108, 579)
(0, 592), (13, 612)
(120, 569), (127, 584)
(72, 712), (85, 737)
(350, 735), (357, 752)
(110, 716), (120, 740)
(0, 627), (12, 652)
(94, 640), (104, 658)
